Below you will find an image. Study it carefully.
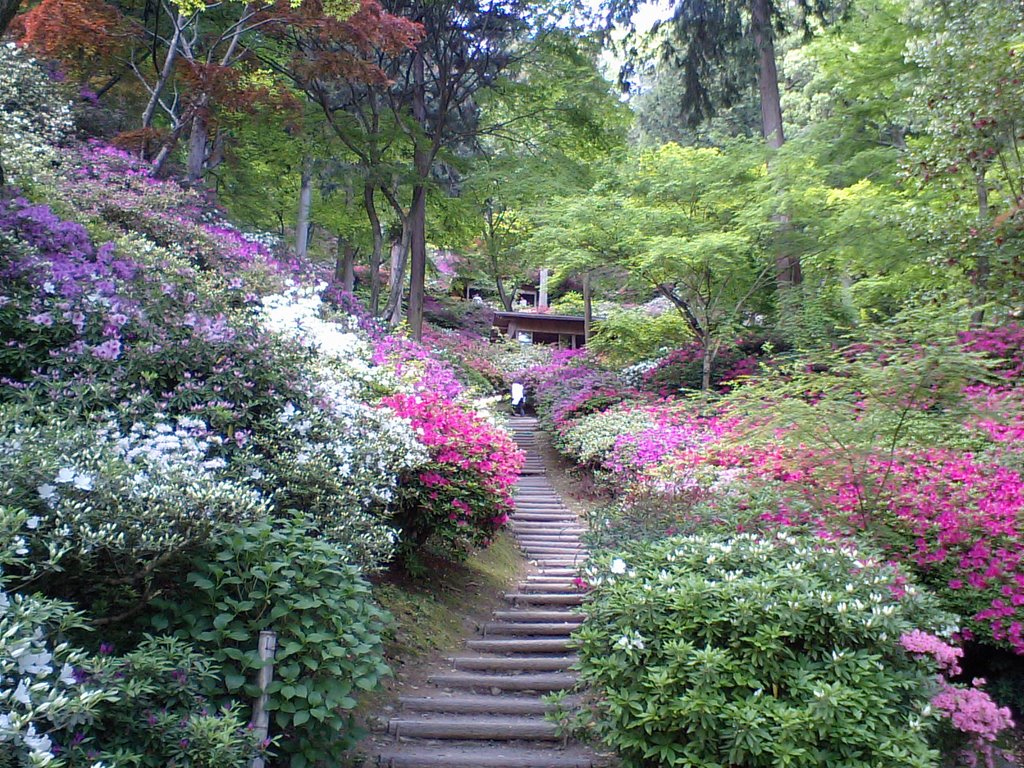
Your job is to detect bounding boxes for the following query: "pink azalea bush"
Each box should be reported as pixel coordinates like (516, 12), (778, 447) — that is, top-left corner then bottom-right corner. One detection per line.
(902, 630), (1015, 768)
(382, 392), (524, 559)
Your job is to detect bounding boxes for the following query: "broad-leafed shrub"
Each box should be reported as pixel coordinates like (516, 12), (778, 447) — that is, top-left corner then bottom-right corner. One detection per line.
(573, 533), (953, 768)
(61, 636), (262, 767)
(0, 411), (269, 612)
(154, 516), (391, 768)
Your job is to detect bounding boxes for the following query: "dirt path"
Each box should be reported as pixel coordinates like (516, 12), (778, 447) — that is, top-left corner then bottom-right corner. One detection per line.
(361, 416), (611, 768)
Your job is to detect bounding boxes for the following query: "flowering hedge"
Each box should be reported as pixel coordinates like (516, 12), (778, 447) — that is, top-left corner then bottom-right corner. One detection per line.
(533, 333), (1024, 661)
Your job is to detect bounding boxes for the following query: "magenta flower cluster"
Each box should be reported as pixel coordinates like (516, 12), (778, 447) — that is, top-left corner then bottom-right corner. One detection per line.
(382, 392), (524, 551)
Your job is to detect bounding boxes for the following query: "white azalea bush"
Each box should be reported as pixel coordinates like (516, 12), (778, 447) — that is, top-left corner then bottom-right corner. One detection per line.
(572, 533), (956, 768)
(0, 410), (269, 608)
(0, 43), (73, 188)
(242, 396), (428, 568)
(0, 585), (112, 768)
(261, 285), (397, 398)
(619, 357), (663, 389)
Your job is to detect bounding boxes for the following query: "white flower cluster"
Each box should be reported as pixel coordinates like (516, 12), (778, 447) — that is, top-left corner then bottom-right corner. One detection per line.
(1, 414), (269, 572)
(262, 285), (400, 397)
(558, 406), (656, 466)
(619, 357), (663, 389)
(0, 43), (74, 187)
(263, 397), (428, 567)
(0, 587), (112, 767)
(262, 284), (369, 362)
(112, 417), (227, 472)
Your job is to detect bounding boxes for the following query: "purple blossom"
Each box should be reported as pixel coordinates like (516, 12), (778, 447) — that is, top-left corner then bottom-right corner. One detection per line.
(91, 339), (122, 361)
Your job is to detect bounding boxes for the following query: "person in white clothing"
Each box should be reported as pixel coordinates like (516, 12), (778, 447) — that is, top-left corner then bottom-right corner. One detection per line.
(511, 380), (526, 416)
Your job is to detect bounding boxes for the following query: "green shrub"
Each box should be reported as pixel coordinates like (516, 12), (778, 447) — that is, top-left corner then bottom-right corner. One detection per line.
(589, 307), (693, 367)
(153, 515), (390, 768)
(554, 403), (654, 468)
(573, 532), (952, 768)
(63, 636), (262, 768)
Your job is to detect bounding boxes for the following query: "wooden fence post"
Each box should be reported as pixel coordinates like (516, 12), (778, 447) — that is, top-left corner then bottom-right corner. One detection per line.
(250, 629), (277, 768)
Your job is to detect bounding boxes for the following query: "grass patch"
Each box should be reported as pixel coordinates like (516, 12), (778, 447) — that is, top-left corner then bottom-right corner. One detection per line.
(373, 531), (523, 663)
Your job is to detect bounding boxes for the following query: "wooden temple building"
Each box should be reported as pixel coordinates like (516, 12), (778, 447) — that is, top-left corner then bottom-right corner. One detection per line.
(492, 311), (588, 348)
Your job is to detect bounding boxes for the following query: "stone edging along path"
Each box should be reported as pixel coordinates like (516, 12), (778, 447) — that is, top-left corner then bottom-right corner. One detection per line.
(368, 416), (610, 768)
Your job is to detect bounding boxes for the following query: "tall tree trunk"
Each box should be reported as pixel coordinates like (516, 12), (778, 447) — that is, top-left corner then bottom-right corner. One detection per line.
(150, 117), (188, 176)
(185, 108), (208, 183)
(141, 12), (185, 131)
(384, 229), (411, 325)
(583, 271), (592, 343)
(335, 236), (356, 292)
(971, 169), (990, 326)
(700, 333), (714, 391)
(751, 0), (802, 297)
(295, 158), (314, 259)
(364, 180), (384, 314)
(407, 50), (429, 341)
(751, 0), (784, 151)
(495, 274), (513, 311)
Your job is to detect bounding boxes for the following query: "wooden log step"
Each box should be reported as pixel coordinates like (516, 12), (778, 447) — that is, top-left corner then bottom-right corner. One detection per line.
(513, 514), (579, 522)
(528, 565), (585, 573)
(449, 655), (577, 671)
(427, 671), (576, 692)
(398, 694), (563, 716)
(521, 547), (588, 556)
(517, 583), (584, 595)
(482, 622), (580, 637)
(528, 567), (577, 574)
(388, 715), (560, 741)
(505, 593), (584, 607)
(376, 745), (595, 768)
(492, 610), (583, 623)
(521, 579), (579, 587)
(466, 638), (573, 654)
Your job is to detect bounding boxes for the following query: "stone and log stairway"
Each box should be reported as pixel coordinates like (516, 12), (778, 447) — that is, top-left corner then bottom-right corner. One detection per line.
(370, 416), (607, 768)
